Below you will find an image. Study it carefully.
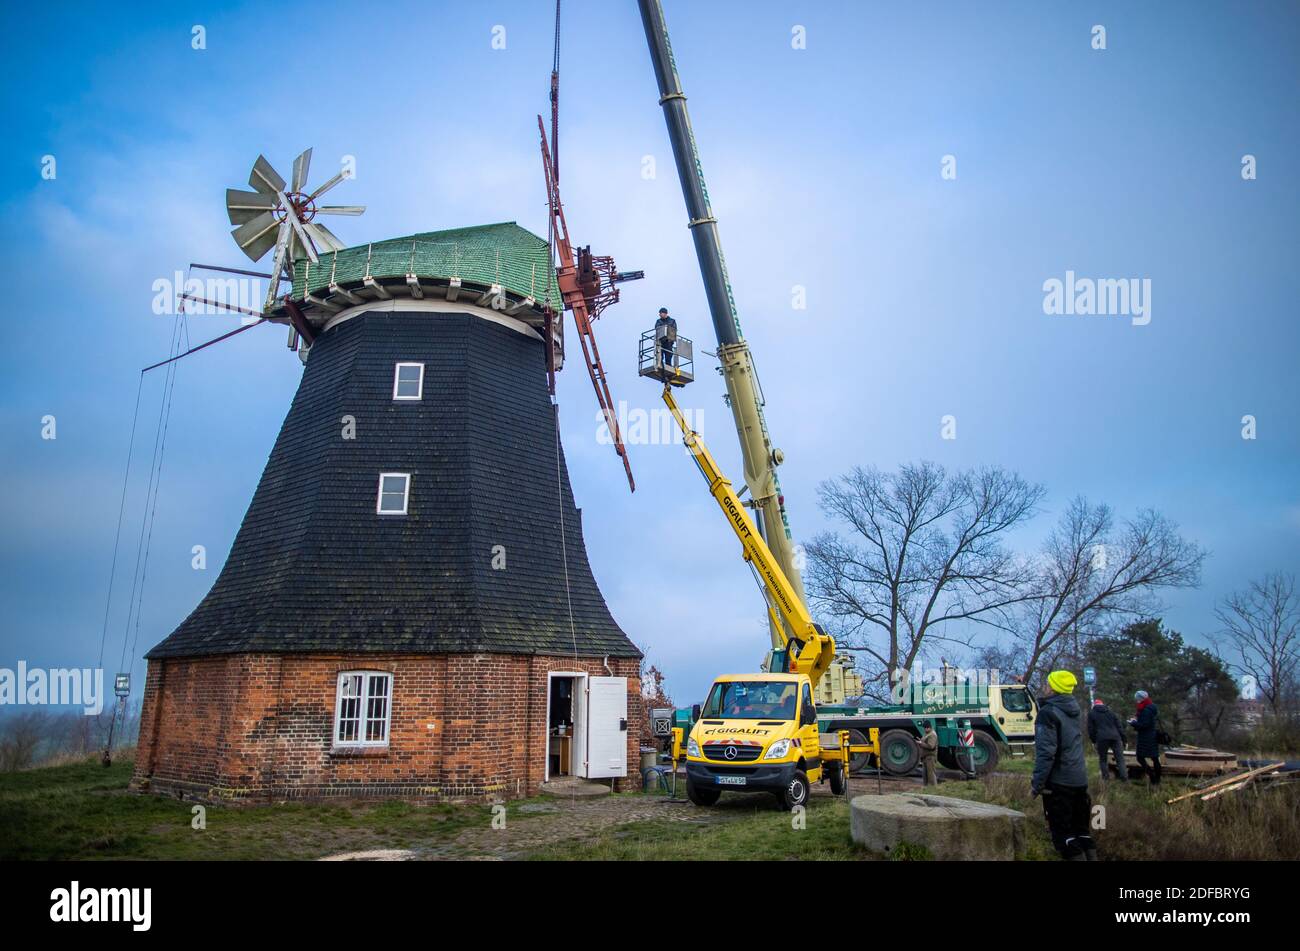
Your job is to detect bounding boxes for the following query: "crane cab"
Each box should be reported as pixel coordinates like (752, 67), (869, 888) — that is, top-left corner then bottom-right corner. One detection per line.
(638, 328), (694, 385)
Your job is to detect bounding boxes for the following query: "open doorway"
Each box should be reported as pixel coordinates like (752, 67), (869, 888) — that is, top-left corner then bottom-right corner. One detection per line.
(545, 672), (586, 781)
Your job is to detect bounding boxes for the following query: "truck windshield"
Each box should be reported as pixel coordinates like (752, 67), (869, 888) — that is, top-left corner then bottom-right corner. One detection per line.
(702, 681), (797, 720)
(1001, 688), (1031, 712)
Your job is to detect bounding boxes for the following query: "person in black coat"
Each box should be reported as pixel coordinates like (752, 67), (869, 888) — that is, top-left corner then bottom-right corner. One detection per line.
(1087, 699), (1128, 782)
(654, 307), (677, 369)
(1031, 670), (1097, 861)
(1129, 690), (1162, 785)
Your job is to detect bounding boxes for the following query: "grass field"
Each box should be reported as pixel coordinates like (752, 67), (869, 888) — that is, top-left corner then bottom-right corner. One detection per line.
(530, 795), (864, 861)
(914, 753), (1300, 861)
(2, 754), (1295, 861)
(0, 758), (530, 860)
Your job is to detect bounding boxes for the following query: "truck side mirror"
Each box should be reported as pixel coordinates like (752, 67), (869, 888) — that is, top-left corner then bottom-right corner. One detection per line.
(691, 704), (701, 721)
(801, 705), (816, 726)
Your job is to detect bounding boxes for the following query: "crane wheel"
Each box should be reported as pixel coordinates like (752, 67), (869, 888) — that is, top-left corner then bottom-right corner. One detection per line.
(971, 732), (1001, 774)
(879, 729), (921, 776)
(686, 777), (720, 806)
(775, 769), (810, 811)
(827, 761), (846, 796)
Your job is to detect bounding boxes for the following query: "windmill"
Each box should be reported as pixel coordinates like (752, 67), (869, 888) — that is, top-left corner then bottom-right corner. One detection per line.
(225, 148), (365, 313)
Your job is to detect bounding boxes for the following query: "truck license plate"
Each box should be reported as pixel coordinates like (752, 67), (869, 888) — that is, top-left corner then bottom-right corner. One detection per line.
(717, 775), (747, 786)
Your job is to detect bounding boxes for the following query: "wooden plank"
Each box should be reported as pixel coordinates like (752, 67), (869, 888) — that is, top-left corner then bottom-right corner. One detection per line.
(1166, 762), (1283, 804)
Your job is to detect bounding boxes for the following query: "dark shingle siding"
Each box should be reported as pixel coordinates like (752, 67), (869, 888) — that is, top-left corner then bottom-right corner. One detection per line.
(147, 310), (640, 660)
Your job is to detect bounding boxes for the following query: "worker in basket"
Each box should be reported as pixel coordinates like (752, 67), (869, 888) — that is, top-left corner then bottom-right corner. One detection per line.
(655, 307), (678, 370)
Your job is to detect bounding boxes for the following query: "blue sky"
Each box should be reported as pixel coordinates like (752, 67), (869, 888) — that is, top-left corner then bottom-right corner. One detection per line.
(1, 1), (1296, 704)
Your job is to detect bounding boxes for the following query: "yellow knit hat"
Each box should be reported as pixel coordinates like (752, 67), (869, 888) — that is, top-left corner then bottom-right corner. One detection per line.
(1047, 670), (1077, 694)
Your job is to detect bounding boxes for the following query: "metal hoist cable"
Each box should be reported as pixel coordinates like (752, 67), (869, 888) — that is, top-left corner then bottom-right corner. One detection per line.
(125, 314), (190, 669)
(546, 0), (588, 798)
(117, 313), (184, 671)
(102, 300), (187, 762)
(550, 0), (561, 182)
(544, 0), (577, 666)
(97, 373), (144, 670)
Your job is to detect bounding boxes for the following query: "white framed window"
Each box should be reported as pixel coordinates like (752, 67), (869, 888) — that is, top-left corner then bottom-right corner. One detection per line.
(334, 671), (393, 747)
(376, 472), (410, 514)
(393, 362), (424, 400)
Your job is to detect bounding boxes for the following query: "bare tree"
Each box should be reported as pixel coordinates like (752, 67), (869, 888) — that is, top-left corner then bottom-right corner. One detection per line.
(805, 462), (1044, 697)
(1015, 499), (1205, 683)
(639, 663), (674, 746)
(1215, 572), (1300, 717)
(969, 641), (1031, 684)
(0, 711), (50, 771)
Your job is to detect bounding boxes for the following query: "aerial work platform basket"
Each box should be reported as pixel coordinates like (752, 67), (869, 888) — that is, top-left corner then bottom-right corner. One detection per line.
(638, 328), (694, 385)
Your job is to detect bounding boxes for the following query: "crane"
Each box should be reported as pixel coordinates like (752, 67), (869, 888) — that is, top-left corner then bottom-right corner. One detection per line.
(638, 0), (861, 702)
(637, 0), (803, 650)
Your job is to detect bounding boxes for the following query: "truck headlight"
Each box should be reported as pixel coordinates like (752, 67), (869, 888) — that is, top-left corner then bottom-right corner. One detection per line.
(763, 738), (792, 760)
(687, 738), (701, 758)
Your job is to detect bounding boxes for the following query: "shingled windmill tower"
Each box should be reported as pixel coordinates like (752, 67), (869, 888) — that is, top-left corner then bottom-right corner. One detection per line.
(131, 150), (642, 802)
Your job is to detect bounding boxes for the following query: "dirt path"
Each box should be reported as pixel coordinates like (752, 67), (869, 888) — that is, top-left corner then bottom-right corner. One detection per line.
(317, 767), (986, 861)
(416, 794), (733, 860)
(422, 768), (965, 859)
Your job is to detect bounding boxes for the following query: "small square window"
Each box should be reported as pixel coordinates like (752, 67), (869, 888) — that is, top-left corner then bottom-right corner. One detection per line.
(393, 363), (424, 400)
(334, 671), (392, 747)
(377, 472), (410, 514)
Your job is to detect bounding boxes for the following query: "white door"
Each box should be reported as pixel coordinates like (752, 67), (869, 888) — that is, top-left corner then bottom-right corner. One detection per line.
(583, 676), (628, 779)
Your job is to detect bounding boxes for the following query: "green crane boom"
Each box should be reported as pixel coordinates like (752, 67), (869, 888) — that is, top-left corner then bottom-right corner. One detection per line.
(638, 0), (806, 652)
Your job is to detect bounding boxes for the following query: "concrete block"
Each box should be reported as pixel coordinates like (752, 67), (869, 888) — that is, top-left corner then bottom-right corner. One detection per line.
(850, 793), (1027, 860)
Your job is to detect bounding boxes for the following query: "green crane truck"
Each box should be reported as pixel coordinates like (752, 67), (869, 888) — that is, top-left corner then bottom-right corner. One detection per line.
(816, 679), (1037, 776)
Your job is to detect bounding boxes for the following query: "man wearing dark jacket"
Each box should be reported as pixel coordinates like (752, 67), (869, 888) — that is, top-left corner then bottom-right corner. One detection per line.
(1129, 690), (1162, 785)
(655, 307), (677, 369)
(1088, 698), (1128, 782)
(1031, 670), (1097, 861)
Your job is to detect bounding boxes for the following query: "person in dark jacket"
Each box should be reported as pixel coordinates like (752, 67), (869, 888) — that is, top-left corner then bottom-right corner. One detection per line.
(1031, 670), (1097, 861)
(655, 307), (677, 369)
(1088, 698), (1128, 782)
(1129, 690), (1162, 785)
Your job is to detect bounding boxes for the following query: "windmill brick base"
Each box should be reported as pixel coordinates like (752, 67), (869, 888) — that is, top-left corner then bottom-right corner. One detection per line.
(132, 652), (641, 802)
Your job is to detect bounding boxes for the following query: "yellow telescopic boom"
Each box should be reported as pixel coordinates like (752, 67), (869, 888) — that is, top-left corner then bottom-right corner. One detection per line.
(660, 384), (836, 688)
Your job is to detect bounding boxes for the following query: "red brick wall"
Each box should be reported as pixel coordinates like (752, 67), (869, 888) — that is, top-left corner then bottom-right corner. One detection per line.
(130, 652), (643, 803)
